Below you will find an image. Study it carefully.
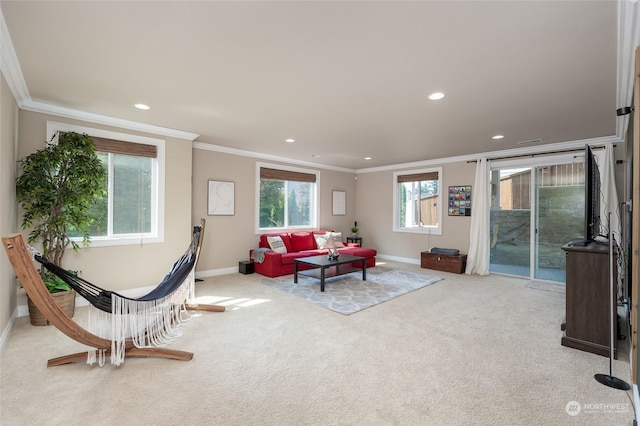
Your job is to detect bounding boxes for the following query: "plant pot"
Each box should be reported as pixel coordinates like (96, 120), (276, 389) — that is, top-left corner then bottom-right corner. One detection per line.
(27, 289), (76, 326)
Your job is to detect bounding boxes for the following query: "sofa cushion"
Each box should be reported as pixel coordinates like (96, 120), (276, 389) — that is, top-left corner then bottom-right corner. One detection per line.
(337, 246), (377, 258)
(281, 250), (325, 265)
(290, 232), (316, 252)
(267, 235), (287, 253)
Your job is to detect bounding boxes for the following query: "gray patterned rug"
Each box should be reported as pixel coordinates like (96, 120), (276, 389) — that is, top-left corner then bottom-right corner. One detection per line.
(259, 266), (443, 315)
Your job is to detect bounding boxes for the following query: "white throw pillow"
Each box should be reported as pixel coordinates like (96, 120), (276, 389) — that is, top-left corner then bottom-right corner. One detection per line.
(267, 236), (287, 253)
(330, 232), (345, 248)
(314, 233), (330, 250)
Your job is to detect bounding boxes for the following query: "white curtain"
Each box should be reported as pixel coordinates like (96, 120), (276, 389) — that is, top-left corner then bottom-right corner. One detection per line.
(599, 144), (622, 297)
(466, 158), (490, 275)
(600, 144), (621, 242)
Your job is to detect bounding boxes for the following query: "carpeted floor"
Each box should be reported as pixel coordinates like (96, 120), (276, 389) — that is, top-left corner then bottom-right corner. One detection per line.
(0, 261), (635, 425)
(260, 266), (442, 314)
(526, 280), (567, 294)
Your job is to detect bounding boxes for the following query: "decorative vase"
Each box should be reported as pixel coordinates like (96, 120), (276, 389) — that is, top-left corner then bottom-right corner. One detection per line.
(27, 289), (76, 326)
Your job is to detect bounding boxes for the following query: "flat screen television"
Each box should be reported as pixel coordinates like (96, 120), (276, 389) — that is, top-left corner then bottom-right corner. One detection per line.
(584, 144), (601, 243)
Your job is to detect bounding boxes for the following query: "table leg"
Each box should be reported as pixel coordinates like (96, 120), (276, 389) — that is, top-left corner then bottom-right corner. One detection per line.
(362, 259), (366, 281)
(294, 261), (298, 283)
(321, 267), (325, 292)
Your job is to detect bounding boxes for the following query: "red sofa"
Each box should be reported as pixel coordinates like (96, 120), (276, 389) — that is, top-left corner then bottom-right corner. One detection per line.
(250, 231), (377, 278)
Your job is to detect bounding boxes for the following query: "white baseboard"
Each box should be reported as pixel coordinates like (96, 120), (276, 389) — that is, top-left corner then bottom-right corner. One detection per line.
(376, 253), (420, 265)
(196, 266), (239, 278)
(0, 308), (18, 358)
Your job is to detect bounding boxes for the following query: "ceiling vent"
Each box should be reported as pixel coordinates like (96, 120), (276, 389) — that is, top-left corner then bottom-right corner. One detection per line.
(518, 138), (543, 146)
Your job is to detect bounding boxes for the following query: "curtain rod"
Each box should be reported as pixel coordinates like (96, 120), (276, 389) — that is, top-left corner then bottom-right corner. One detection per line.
(466, 144), (611, 163)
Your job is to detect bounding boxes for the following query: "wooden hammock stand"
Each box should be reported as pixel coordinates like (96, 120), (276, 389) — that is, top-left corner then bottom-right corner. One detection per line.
(2, 219), (223, 367)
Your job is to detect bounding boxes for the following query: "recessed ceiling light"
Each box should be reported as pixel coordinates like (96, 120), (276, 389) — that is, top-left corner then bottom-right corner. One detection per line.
(428, 92), (445, 101)
(492, 135), (504, 140)
(134, 103), (150, 110)
(285, 138), (295, 143)
(364, 157), (372, 160)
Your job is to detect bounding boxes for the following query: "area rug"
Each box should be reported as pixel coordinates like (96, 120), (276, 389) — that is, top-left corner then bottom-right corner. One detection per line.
(259, 266), (442, 315)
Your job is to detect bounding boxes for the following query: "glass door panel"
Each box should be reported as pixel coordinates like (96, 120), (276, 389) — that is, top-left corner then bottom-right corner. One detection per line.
(489, 167), (531, 277)
(534, 164), (584, 282)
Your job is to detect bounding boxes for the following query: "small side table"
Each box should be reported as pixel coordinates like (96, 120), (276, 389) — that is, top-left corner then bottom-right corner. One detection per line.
(347, 236), (362, 246)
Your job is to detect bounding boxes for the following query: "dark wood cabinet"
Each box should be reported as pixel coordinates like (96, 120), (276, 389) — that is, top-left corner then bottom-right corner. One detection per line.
(561, 242), (616, 358)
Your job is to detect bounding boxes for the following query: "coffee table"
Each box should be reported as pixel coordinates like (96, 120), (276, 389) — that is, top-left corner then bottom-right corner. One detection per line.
(294, 254), (367, 292)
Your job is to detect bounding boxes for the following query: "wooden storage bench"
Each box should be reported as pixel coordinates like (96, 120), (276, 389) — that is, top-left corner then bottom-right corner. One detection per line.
(421, 251), (467, 274)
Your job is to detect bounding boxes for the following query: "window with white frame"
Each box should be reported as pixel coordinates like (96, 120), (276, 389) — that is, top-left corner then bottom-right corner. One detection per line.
(393, 167), (442, 234)
(256, 163), (318, 231)
(47, 122), (164, 245)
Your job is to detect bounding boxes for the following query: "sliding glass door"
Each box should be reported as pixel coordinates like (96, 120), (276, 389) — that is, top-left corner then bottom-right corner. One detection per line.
(490, 156), (584, 282)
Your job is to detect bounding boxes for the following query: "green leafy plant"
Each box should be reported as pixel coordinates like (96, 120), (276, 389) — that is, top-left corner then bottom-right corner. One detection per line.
(16, 131), (106, 285)
(43, 274), (71, 293)
(351, 226), (359, 234)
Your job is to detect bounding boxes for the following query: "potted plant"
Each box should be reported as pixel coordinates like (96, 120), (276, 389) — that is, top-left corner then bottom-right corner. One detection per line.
(16, 131), (106, 325)
(351, 226), (359, 238)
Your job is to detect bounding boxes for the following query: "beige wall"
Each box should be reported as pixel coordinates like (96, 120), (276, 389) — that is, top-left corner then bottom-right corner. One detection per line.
(0, 73), (19, 337)
(191, 147), (357, 274)
(356, 161), (476, 263)
(16, 111), (193, 292)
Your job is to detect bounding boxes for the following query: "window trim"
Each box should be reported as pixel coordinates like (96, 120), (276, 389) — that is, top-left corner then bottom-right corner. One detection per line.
(255, 162), (320, 233)
(393, 166), (443, 235)
(46, 121), (165, 246)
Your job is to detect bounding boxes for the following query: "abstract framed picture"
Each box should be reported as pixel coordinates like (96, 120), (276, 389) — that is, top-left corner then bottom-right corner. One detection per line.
(208, 180), (235, 216)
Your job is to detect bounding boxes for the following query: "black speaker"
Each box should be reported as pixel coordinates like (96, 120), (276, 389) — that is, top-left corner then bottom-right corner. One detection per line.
(239, 260), (254, 274)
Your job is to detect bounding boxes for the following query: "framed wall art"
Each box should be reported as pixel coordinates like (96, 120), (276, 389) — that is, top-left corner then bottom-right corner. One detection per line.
(448, 185), (472, 216)
(332, 190), (346, 215)
(208, 180), (235, 216)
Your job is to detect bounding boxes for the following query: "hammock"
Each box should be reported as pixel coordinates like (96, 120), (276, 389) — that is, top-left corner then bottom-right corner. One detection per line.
(2, 219), (224, 367)
(34, 226), (201, 314)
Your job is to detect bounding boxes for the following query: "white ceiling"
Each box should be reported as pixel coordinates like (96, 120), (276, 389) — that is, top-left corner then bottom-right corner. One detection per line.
(0, 1), (623, 170)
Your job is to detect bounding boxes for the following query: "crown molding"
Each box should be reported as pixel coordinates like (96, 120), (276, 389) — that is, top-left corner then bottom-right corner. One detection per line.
(192, 141), (356, 173)
(22, 100), (199, 141)
(356, 135), (622, 174)
(0, 8), (29, 107)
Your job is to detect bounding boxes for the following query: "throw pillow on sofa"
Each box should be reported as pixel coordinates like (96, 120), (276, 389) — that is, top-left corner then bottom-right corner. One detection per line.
(267, 236), (287, 253)
(290, 232), (316, 251)
(313, 233), (330, 250)
(329, 232), (345, 248)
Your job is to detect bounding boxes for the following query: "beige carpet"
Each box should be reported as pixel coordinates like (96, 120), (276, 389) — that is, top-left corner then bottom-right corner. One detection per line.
(0, 261), (634, 425)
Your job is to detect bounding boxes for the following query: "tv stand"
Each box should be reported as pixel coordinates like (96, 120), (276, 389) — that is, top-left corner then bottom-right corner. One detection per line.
(561, 242), (616, 358)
